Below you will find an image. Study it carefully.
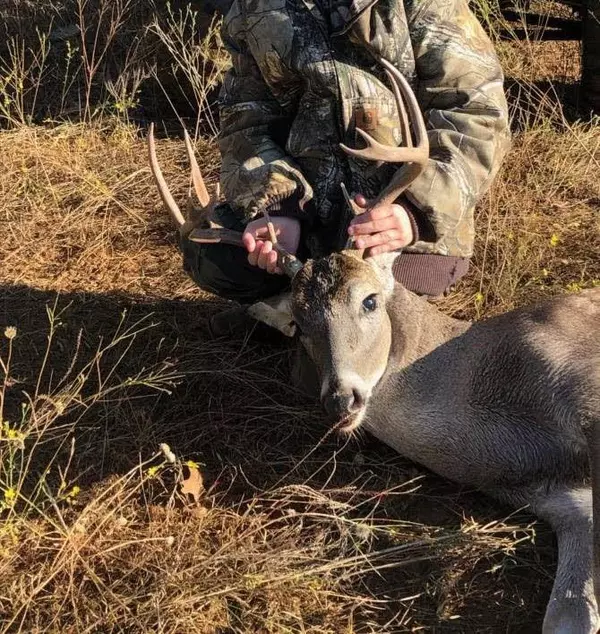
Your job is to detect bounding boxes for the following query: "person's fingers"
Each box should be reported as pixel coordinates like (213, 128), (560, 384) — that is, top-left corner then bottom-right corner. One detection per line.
(242, 230), (256, 254)
(245, 218), (271, 239)
(354, 229), (404, 250)
(354, 193), (369, 207)
(350, 203), (393, 227)
(248, 240), (265, 267)
(349, 214), (398, 236)
(367, 239), (406, 256)
(257, 240), (273, 269)
(253, 225), (272, 240)
(266, 250), (280, 274)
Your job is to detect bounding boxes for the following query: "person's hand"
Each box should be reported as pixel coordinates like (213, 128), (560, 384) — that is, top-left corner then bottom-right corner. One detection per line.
(242, 216), (301, 274)
(348, 194), (414, 256)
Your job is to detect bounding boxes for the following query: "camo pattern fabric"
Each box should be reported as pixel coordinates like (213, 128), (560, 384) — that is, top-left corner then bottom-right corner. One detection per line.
(218, 0), (511, 257)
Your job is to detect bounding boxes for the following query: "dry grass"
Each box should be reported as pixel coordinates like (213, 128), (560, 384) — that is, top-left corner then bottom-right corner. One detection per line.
(0, 122), (219, 298)
(445, 119), (600, 319)
(0, 3), (599, 633)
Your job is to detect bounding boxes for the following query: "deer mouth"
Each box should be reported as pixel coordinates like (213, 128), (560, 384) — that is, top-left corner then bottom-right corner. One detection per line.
(335, 410), (366, 434)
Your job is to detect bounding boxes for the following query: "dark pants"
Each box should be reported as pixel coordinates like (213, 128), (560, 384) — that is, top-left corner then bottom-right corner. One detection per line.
(181, 205), (289, 303)
(182, 238), (290, 303)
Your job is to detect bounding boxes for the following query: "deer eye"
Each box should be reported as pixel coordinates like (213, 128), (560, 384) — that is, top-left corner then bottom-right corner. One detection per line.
(362, 294), (378, 312)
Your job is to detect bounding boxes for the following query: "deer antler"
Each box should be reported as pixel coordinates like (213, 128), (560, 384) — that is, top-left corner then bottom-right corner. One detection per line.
(339, 56), (429, 210)
(183, 127), (211, 208)
(148, 124), (303, 278)
(148, 122), (187, 229)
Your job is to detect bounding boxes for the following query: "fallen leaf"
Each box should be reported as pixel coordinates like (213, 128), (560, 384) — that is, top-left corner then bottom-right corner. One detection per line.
(188, 506), (209, 520)
(180, 465), (204, 503)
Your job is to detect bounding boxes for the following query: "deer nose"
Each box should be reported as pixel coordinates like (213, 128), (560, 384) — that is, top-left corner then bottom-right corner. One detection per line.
(322, 389), (364, 418)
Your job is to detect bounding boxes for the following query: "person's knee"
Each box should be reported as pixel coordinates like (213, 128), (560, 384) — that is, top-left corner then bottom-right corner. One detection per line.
(181, 238), (288, 304)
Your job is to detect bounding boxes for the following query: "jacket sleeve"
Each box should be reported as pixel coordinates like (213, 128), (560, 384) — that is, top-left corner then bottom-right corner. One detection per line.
(218, 3), (313, 222)
(403, 0), (511, 252)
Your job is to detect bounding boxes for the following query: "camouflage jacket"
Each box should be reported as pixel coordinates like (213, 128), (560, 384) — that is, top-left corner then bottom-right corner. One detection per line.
(218, 0), (510, 258)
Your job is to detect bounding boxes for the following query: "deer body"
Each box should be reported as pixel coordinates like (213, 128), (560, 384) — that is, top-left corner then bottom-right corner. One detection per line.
(367, 286), (595, 491)
(291, 253), (600, 633)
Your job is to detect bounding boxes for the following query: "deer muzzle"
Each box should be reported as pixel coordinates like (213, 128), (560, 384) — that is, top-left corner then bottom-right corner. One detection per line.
(322, 382), (367, 430)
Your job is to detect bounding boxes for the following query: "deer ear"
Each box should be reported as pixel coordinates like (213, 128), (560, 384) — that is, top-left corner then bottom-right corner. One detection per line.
(247, 292), (297, 338)
(365, 251), (399, 293)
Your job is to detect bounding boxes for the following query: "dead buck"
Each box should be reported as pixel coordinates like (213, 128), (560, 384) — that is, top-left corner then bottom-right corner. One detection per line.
(149, 56), (600, 633)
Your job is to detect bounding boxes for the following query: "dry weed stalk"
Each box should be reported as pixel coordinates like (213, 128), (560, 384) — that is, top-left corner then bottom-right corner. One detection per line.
(149, 9), (228, 138)
(75, 0), (136, 121)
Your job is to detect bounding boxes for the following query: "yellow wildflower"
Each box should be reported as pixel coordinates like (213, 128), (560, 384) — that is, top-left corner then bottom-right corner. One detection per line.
(4, 488), (16, 504)
(3, 422), (25, 443)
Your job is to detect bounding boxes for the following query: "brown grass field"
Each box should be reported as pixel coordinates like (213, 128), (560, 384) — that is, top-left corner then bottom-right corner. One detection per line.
(0, 1), (599, 632)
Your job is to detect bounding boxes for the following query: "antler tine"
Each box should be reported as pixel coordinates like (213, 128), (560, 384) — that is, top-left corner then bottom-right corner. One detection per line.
(187, 226), (246, 248)
(376, 160), (427, 208)
(380, 56), (428, 155)
(149, 123), (239, 247)
(183, 128), (211, 208)
(387, 63), (412, 149)
(339, 56), (428, 166)
(148, 122), (186, 228)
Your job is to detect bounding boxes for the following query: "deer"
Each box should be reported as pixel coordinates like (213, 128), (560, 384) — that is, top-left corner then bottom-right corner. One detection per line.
(148, 56), (600, 633)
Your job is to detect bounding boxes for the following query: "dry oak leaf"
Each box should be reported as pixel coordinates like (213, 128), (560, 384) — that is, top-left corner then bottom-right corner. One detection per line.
(180, 465), (204, 503)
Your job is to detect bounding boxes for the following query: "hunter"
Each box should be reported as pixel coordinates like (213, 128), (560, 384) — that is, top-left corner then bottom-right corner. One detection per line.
(186, 0), (511, 335)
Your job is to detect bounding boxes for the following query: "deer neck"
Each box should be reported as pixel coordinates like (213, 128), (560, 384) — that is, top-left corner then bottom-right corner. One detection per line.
(386, 285), (471, 371)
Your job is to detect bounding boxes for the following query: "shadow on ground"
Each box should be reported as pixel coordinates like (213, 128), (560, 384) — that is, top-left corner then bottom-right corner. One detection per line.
(0, 282), (558, 631)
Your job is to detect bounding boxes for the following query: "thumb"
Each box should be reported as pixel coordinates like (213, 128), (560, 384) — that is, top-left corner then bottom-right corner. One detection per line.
(354, 193), (369, 208)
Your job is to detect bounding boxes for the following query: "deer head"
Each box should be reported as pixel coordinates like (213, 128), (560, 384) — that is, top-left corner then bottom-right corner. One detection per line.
(148, 56), (429, 431)
(291, 250), (402, 431)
